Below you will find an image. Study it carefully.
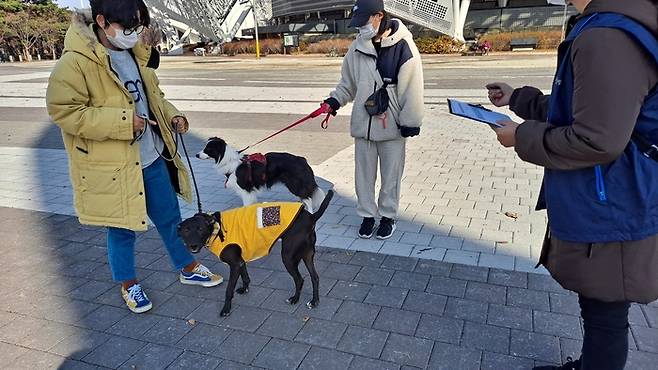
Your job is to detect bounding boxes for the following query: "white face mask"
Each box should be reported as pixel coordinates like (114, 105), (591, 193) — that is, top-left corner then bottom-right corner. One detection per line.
(357, 23), (378, 40)
(105, 25), (139, 50)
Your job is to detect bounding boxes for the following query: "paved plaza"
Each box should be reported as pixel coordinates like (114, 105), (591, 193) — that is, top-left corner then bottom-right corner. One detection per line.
(0, 54), (656, 369)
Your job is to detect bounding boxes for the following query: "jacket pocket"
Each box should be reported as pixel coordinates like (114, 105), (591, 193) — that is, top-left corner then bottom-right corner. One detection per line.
(78, 162), (125, 219)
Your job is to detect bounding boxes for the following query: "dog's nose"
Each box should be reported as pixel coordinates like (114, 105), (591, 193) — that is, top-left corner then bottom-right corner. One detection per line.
(195, 153), (200, 159)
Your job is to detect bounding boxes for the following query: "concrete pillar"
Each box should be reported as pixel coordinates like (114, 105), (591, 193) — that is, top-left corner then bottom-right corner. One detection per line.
(452, 0), (472, 42)
(498, 0), (508, 7)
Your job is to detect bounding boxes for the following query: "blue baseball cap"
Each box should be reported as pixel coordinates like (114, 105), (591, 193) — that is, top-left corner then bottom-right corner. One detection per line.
(349, 0), (385, 28)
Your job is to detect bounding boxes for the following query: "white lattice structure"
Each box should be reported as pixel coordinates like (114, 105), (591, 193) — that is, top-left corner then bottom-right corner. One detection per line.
(384, 0), (453, 35)
(145, 0), (473, 44)
(145, 0), (270, 44)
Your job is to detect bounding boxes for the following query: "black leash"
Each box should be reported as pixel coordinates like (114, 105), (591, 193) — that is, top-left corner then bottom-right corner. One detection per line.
(179, 133), (203, 214)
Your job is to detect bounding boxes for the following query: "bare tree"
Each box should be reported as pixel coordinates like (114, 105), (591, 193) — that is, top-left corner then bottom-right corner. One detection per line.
(5, 11), (41, 61)
(40, 6), (68, 60)
(140, 25), (163, 48)
(0, 11), (7, 47)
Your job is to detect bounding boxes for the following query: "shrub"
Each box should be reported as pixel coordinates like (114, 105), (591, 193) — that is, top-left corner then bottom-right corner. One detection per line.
(222, 38), (283, 55)
(305, 39), (352, 55)
(481, 30), (562, 51)
(415, 36), (463, 54)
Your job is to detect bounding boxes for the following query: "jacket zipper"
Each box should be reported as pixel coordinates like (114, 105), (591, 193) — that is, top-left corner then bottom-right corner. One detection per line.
(594, 165), (607, 202)
(367, 82), (376, 141)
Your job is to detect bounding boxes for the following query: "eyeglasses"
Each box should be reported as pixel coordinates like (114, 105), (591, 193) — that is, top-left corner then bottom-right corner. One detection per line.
(123, 25), (145, 36)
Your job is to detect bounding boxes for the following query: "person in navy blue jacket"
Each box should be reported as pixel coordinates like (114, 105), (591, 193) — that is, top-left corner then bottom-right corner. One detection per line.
(488, 0), (658, 369)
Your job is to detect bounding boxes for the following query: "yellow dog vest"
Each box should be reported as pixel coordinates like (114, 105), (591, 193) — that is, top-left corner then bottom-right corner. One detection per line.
(207, 202), (304, 262)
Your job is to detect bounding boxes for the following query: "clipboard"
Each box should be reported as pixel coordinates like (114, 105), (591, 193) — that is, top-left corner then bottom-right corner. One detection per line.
(447, 99), (510, 128)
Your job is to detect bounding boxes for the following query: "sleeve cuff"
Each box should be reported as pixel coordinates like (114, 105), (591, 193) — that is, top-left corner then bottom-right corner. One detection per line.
(509, 88), (523, 111)
(324, 97), (341, 112)
(113, 108), (134, 141)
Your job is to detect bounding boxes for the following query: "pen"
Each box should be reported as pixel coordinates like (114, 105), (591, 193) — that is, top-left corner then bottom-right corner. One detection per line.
(468, 103), (492, 112)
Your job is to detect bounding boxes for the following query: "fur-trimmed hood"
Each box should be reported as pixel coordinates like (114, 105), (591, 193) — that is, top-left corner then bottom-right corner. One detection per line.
(63, 10), (152, 66)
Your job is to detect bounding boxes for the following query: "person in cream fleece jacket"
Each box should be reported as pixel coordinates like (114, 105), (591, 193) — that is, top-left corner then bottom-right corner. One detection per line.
(323, 0), (425, 240)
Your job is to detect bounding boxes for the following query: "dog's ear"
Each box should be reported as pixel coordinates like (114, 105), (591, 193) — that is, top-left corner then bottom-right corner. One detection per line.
(212, 212), (222, 223)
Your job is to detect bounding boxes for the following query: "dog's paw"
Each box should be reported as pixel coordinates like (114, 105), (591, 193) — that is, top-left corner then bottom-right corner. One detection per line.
(286, 296), (300, 305)
(236, 287), (249, 295)
(306, 300), (319, 309)
(220, 309), (231, 317)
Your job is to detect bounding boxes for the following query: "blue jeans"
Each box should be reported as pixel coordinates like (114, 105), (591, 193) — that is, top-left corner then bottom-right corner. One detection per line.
(107, 158), (195, 282)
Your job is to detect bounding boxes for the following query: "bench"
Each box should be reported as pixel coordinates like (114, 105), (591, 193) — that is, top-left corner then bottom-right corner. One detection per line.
(510, 38), (538, 51)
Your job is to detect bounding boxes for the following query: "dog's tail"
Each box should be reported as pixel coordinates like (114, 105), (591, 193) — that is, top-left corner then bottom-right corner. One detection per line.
(311, 189), (334, 223)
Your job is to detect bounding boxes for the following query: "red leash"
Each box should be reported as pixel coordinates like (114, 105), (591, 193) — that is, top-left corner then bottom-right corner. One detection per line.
(238, 104), (333, 153)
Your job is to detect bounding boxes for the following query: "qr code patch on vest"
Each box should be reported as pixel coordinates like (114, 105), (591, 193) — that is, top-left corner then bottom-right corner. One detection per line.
(257, 206), (281, 228)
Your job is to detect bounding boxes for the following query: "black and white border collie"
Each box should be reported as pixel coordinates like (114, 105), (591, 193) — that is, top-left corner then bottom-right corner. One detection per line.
(196, 137), (326, 212)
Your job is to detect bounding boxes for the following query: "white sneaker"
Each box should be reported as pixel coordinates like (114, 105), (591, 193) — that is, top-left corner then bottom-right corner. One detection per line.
(179, 263), (224, 287)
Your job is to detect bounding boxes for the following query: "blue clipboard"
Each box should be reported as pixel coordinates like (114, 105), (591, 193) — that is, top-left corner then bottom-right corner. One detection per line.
(447, 99), (510, 128)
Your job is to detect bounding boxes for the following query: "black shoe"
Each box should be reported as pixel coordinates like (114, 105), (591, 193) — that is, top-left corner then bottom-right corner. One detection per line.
(533, 357), (581, 370)
(376, 217), (396, 240)
(358, 217), (376, 239)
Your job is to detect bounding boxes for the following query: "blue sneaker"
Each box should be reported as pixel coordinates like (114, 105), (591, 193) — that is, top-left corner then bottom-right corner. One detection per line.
(121, 284), (152, 314)
(180, 263), (223, 287)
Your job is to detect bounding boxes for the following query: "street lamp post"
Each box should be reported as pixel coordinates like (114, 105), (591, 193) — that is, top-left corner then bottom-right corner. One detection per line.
(251, 0), (261, 60)
(560, 4), (569, 40)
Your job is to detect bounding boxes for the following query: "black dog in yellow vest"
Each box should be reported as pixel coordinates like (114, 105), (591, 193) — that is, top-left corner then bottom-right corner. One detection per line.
(178, 190), (334, 316)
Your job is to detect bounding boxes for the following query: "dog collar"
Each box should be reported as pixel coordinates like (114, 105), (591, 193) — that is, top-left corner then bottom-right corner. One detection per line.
(205, 222), (221, 248)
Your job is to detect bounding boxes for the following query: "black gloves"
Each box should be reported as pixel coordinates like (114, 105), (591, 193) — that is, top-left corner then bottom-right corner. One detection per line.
(399, 126), (420, 138)
(324, 97), (341, 116)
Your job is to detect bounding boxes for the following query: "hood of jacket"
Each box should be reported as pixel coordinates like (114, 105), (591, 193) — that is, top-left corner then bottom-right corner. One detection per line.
(584, 0), (658, 36)
(354, 19), (413, 57)
(63, 10), (152, 67)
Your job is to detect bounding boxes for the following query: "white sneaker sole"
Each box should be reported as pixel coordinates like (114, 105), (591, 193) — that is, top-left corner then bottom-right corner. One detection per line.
(179, 275), (224, 287)
(376, 224), (397, 240)
(126, 301), (152, 314)
(358, 232), (374, 239)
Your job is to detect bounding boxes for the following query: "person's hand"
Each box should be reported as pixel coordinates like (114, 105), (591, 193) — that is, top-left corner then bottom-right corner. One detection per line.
(320, 102), (333, 114)
(486, 82), (514, 107)
(171, 116), (189, 134)
(494, 120), (520, 148)
(133, 114), (146, 133)
(323, 98), (340, 116)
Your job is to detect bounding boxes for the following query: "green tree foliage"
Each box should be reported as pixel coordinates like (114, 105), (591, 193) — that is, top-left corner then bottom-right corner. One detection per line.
(0, 0), (70, 61)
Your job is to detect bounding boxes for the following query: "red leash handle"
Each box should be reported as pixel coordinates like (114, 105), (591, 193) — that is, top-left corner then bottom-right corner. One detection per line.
(321, 114), (331, 129)
(314, 103), (333, 130)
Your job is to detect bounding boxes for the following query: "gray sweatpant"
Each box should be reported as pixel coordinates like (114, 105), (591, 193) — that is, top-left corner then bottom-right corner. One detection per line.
(355, 137), (406, 220)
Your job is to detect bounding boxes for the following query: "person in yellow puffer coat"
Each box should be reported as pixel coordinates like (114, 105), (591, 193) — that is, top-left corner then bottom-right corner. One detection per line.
(45, 0), (222, 314)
